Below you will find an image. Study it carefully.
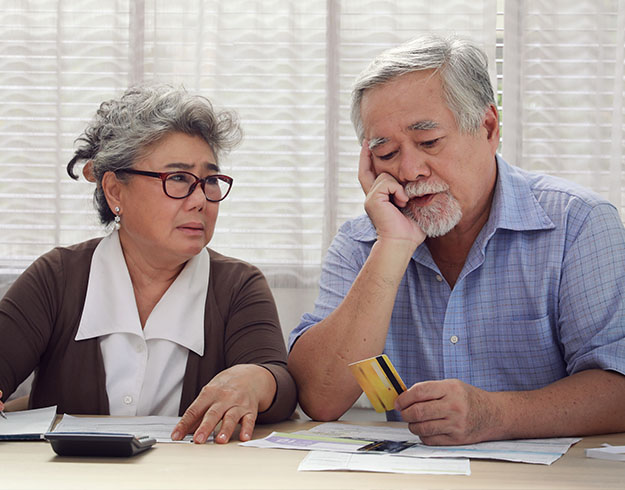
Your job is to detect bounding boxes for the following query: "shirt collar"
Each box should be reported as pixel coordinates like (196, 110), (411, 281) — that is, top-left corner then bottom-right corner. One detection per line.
(75, 231), (207, 356)
(487, 154), (555, 234)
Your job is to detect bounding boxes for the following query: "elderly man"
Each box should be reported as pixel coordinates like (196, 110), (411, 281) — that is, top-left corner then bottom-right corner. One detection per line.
(288, 35), (625, 445)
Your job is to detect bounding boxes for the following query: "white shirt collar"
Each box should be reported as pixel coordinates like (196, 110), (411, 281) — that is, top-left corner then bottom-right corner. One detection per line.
(75, 231), (207, 355)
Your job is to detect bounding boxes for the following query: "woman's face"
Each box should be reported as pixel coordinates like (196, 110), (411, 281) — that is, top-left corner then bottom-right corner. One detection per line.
(110, 132), (222, 267)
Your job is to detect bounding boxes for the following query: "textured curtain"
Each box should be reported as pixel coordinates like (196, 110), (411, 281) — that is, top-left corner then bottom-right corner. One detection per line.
(502, 0), (625, 213)
(0, 0), (498, 288)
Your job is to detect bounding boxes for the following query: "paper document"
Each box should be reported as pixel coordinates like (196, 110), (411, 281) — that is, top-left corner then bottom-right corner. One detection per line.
(240, 431), (371, 452)
(307, 423), (579, 465)
(244, 422), (579, 465)
(399, 437), (580, 465)
(306, 422), (421, 443)
(585, 444), (625, 461)
(0, 406), (57, 441)
(298, 450), (471, 475)
(53, 414), (196, 443)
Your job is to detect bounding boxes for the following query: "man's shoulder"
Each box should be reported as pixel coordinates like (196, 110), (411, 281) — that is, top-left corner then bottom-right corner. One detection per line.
(337, 214), (377, 242)
(512, 164), (610, 208)
(499, 160), (616, 229)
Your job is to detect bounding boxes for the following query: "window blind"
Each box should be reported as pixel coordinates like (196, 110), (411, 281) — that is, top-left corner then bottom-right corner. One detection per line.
(502, 0), (625, 214)
(1, 0), (623, 288)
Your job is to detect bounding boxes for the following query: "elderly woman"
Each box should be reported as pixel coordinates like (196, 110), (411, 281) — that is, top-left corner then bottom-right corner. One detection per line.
(0, 84), (296, 444)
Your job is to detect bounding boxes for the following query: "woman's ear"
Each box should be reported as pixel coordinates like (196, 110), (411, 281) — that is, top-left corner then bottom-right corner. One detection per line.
(101, 171), (123, 214)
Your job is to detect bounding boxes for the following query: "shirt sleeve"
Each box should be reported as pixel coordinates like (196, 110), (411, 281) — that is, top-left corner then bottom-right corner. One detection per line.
(0, 250), (61, 401)
(221, 263), (297, 423)
(558, 201), (625, 375)
(287, 226), (371, 351)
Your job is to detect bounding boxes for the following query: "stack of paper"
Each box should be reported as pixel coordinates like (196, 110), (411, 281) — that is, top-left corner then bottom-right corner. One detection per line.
(304, 423), (580, 465)
(585, 444), (625, 461)
(0, 406), (57, 440)
(299, 451), (471, 475)
(53, 414), (195, 443)
(241, 421), (581, 474)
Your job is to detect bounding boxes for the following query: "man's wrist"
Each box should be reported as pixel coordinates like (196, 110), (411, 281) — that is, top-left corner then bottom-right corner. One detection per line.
(373, 235), (421, 257)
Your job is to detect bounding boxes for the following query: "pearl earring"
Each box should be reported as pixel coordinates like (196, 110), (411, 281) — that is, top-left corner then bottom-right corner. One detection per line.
(114, 207), (121, 229)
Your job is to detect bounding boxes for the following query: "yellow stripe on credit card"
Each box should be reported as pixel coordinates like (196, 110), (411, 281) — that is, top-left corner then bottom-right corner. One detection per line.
(348, 354), (407, 412)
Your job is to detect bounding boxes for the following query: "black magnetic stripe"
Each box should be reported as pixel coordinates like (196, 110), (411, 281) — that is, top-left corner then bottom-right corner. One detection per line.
(376, 355), (405, 394)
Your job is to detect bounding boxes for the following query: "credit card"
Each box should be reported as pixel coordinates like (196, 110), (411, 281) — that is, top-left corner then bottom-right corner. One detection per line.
(348, 354), (407, 412)
(357, 440), (416, 453)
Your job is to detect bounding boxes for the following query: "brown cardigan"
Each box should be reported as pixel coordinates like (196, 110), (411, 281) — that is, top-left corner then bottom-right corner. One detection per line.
(0, 238), (296, 423)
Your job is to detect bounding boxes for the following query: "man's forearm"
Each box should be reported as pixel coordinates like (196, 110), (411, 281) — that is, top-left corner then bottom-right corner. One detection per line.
(491, 369), (625, 441)
(288, 238), (416, 420)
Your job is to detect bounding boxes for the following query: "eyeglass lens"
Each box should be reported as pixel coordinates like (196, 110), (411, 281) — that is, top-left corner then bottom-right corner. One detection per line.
(165, 172), (229, 200)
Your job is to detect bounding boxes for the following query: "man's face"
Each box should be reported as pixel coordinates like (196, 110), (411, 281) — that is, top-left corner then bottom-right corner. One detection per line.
(360, 70), (499, 238)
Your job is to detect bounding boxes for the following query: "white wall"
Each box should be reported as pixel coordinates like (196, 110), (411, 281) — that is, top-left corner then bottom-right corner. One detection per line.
(273, 286), (375, 412)
(271, 287), (318, 345)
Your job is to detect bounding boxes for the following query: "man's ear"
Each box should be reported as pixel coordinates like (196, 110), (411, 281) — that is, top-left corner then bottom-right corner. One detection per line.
(101, 171), (123, 214)
(483, 104), (500, 151)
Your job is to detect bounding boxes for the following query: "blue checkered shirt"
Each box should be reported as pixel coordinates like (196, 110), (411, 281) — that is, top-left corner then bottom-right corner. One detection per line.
(289, 156), (625, 421)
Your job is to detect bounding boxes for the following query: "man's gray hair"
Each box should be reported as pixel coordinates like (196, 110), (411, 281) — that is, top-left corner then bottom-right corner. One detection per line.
(350, 34), (496, 143)
(67, 83), (242, 224)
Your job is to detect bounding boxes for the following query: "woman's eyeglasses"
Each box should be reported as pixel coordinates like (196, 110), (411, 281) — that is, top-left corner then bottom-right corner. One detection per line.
(116, 169), (233, 202)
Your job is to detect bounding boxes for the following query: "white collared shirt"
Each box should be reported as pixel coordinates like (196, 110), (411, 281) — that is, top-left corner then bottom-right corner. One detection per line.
(75, 231), (207, 416)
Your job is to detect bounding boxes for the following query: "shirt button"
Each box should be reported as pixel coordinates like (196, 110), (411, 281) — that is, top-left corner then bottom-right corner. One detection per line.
(435, 274), (443, 282)
(123, 395), (133, 405)
(450, 335), (459, 344)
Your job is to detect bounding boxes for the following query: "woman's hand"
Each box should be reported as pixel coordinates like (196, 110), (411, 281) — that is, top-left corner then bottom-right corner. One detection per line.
(170, 364), (276, 444)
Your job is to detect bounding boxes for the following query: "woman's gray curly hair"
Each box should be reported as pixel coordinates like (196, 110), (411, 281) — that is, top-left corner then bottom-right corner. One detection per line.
(67, 83), (242, 225)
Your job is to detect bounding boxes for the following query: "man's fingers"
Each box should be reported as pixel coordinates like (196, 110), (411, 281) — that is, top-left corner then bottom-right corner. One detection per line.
(395, 381), (445, 410)
(398, 398), (445, 425)
(358, 140), (376, 194)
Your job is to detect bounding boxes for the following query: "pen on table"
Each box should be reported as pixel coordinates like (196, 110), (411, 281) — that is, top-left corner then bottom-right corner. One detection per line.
(0, 410), (7, 419)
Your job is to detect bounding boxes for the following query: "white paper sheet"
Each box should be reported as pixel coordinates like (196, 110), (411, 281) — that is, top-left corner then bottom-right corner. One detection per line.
(53, 414), (198, 443)
(305, 422), (421, 443)
(243, 422), (580, 465)
(240, 431), (370, 452)
(585, 444), (625, 461)
(0, 406), (57, 440)
(298, 450), (470, 475)
(307, 423), (580, 465)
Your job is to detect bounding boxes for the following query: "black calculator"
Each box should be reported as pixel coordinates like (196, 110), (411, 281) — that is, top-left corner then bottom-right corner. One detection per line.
(45, 432), (156, 457)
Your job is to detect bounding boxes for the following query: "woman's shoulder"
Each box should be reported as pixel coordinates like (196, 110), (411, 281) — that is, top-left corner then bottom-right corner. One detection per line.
(4, 237), (105, 310)
(205, 248), (268, 293)
(36, 237), (104, 271)
(206, 248), (262, 274)
(48, 237), (103, 255)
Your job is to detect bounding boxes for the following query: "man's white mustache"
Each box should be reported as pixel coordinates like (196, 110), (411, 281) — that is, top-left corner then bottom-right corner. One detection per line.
(403, 181), (450, 198)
